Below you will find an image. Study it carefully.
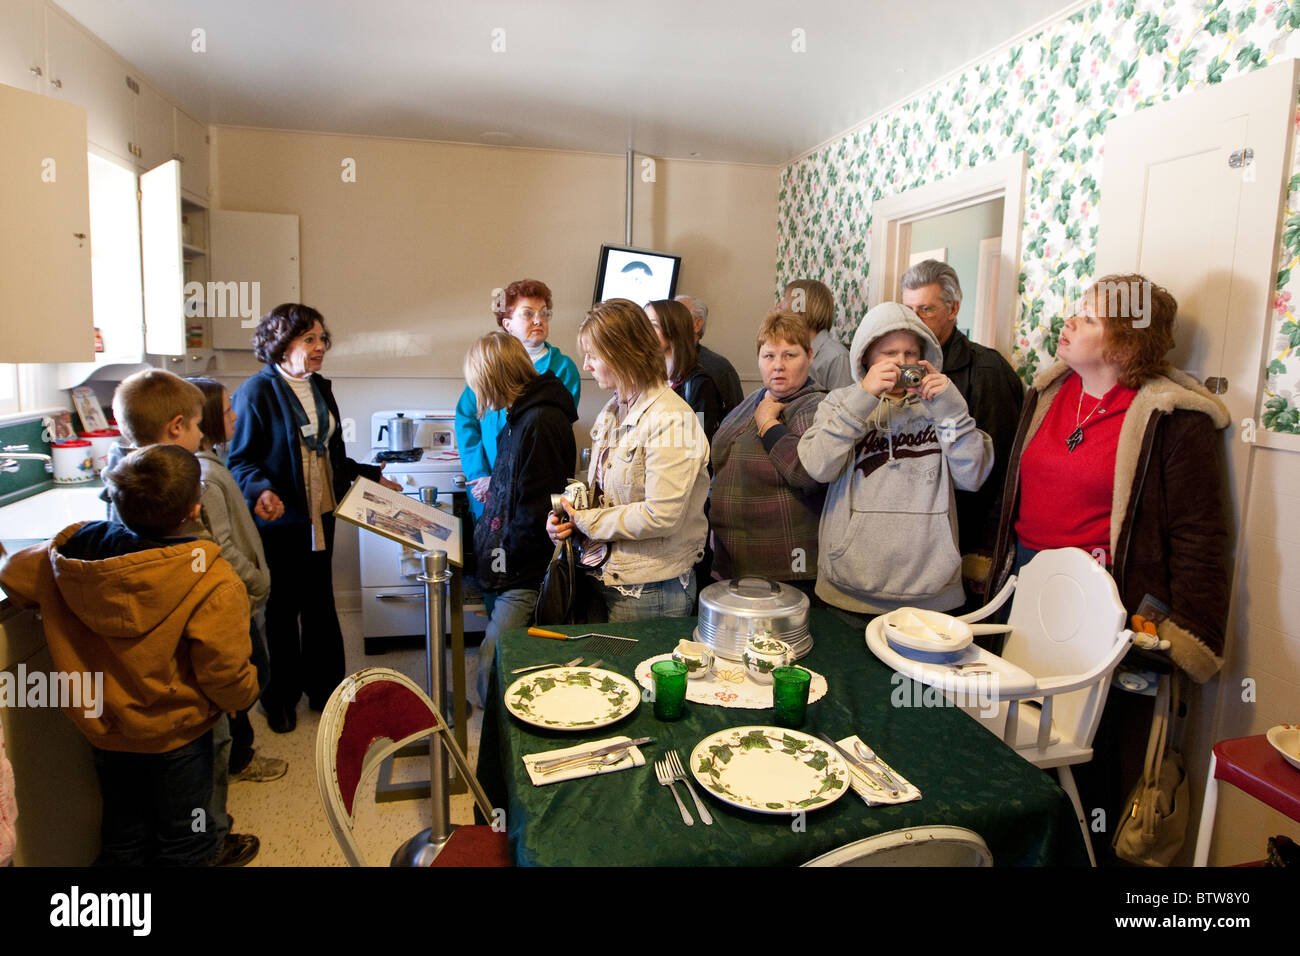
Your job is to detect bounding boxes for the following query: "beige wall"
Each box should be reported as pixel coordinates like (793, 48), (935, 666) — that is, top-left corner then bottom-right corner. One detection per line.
(211, 126), (779, 600)
(1209, 444), (1300, 865)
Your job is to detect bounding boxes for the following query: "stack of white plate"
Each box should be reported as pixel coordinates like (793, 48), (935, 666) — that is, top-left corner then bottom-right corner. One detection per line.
(695, 577), (813, 661)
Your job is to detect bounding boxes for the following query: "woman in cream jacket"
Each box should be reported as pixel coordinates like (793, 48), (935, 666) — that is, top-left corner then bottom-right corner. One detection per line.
(547, 299), (710, 621)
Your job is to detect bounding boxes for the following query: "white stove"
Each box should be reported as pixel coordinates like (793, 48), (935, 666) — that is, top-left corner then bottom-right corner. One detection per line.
(359, 411), (486, 649)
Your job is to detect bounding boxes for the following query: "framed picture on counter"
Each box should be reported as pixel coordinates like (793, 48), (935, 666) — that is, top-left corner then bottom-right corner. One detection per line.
(335, 477), (462, 566)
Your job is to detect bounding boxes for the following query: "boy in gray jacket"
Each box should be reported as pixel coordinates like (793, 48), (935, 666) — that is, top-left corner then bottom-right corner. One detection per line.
(798, 302), (993, 616)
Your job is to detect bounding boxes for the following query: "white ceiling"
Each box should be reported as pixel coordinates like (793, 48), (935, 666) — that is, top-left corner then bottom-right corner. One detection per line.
(56, 0), (1078, 166)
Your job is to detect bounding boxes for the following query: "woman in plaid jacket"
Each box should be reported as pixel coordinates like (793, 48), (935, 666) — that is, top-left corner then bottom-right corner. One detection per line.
(710, 309), (828, 592)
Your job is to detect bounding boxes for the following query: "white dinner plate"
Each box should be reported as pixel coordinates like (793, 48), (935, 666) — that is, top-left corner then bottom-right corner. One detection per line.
(504, 667), (640, 731)
(689, 725), (851, 814)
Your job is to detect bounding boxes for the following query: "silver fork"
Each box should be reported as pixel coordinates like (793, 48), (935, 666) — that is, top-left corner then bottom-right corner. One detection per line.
(665, 749), (712, 825)
(510, 656), (582, 675)
(654, 757), (694, 826)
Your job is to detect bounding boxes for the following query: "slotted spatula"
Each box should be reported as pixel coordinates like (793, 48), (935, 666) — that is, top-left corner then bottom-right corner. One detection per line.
(527, 627), (640, 657)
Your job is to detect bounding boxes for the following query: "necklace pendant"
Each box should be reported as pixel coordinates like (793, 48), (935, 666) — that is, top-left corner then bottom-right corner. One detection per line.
(1066, 426), (1084, 452)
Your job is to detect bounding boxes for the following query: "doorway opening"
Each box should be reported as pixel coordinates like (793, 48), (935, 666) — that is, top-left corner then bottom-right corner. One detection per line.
(869, 152), (1027, 358)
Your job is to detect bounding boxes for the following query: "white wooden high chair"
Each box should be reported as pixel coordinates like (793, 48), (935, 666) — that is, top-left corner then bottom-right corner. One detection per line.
(866, 548), (1135, 866)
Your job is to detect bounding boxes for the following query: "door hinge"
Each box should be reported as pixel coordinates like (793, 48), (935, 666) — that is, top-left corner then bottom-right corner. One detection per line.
(1228, 147), (1254, 168)
(125, 75), (140, 94)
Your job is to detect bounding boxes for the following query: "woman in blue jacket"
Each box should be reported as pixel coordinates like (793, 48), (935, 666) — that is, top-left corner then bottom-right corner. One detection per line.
(227, 304), (400, 734)
(455, 279), (581, 520)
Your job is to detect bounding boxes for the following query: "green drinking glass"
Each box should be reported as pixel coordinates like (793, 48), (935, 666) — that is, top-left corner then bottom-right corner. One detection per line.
(772, 666), (812, 728)
(651, 660), (688, 720)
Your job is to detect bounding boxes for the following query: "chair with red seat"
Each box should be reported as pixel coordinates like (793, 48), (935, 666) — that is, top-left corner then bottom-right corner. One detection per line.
(316, 666), (509, 867)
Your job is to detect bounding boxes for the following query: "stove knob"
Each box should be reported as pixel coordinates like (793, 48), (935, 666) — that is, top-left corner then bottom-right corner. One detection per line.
(404, 474), (416, 486)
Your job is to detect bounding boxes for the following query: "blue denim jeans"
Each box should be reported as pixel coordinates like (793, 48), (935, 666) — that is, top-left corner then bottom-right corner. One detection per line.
(479, 588), (538, 706)
(208, 716), (232, 859)
(93, 729), (216, 866)
(600, 572), (697, 623)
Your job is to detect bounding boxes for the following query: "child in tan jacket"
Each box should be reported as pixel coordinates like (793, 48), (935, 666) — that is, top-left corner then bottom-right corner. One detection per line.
(0, 445), (257, 865)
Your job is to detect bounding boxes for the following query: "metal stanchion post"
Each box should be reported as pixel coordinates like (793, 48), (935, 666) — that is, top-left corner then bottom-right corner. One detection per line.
(391, 548), (452, 866)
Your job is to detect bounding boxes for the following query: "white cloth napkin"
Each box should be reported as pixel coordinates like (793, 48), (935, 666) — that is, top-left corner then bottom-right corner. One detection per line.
(522, 736), (647, 787)
(838, 735), (921, 806)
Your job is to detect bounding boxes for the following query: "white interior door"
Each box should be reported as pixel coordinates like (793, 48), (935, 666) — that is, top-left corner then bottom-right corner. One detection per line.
(1097, 59), (1296, 443)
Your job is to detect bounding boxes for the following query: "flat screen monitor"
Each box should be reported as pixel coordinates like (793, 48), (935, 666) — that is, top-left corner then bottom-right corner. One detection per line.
(592, 244), (682, 307)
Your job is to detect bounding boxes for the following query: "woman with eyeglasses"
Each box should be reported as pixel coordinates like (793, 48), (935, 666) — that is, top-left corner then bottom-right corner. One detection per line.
(455, 279), (582, 520)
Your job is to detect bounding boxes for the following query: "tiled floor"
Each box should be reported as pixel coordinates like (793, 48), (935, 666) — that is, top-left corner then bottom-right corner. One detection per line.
(226, 611), (485, 867)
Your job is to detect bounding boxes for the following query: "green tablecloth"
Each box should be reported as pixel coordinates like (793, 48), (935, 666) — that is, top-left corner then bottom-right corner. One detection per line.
(477, 610), (1090, 866)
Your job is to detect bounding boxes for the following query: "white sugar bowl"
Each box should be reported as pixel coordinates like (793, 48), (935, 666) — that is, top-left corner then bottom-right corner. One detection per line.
(741, 634), (794, 685)
(671, 640), (715, 680)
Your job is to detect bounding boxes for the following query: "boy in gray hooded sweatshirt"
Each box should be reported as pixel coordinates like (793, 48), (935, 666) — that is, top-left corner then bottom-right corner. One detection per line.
(798, 302), (993, 615)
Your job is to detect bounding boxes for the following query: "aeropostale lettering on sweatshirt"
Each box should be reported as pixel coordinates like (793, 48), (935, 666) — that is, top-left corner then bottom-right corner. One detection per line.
(853, 423), (941, 482)
(49, 886), (151, 936)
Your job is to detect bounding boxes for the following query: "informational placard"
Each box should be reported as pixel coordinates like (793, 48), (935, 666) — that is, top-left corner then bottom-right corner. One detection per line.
(335, 477), (462, 566)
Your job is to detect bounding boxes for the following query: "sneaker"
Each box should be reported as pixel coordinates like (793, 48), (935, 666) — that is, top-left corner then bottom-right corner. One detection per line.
(231, 752), (288, 783)
(215, 833), (260, 867)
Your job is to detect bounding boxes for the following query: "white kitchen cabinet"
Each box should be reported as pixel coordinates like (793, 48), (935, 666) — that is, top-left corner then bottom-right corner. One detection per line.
(0, 0), (46, 94)
(44, 5), (133, 165)
(0, 83), (93, 363)
(209, 211), (301, 349)
(133, 76), (175, 173)
(174, 106), (210, 204)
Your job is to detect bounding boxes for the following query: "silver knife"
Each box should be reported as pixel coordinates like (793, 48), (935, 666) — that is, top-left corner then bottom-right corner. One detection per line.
(815, 732), (899, 796)
(533, 737), (653, 772)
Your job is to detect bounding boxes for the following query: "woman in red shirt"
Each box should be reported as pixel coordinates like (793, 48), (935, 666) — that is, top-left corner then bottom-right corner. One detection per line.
(987, 274), (1230, 683)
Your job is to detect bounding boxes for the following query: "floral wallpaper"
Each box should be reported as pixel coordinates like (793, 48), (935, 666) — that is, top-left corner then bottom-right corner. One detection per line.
(778, 0), (1300, 433)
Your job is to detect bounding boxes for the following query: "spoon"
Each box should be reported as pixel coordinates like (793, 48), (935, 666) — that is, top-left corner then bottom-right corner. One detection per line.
(854, 741), (903, 792)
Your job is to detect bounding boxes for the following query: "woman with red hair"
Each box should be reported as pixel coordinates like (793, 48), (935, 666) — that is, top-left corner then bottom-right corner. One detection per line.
(985, 274), (1232, 866)
(455, 279), (581, 520)
(987, 274), (1231, 683)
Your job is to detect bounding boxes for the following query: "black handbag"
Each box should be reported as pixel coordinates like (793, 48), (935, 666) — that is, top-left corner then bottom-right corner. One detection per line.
(533, 538), (581, 625)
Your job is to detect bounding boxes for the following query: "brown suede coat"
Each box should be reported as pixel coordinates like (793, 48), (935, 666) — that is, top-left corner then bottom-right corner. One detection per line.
(987, 362), (1231, 682)
(0, 523), (258, 752)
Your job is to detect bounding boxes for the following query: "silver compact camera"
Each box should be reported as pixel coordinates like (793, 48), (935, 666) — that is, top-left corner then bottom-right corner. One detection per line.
(898, 364), (926, 388)
(550, 480), (589, 516)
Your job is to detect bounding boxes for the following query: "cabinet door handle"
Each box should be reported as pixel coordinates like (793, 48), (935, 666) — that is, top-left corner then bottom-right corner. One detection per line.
(375, 593), (423, 601)
(50, 77), (62, 89)
(29, 66), (42, 77)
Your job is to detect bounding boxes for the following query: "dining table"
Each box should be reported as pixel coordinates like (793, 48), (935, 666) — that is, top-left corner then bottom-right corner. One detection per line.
(475, 608), (1091, 866)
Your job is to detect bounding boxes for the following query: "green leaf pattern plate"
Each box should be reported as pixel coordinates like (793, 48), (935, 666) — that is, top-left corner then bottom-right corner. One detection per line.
(504, 667), (640, 731)
(689, 726), (850, 814)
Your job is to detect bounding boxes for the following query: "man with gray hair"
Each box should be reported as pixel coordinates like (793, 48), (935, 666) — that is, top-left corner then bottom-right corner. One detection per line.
(900, 259), (1023, 599)
(676, 294), (744, 415)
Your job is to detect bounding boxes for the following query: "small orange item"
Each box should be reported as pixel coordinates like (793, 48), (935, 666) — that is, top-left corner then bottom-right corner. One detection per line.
(1142, 621), (1158, 635)
(527, 627), (568, 640)
(1131, 614), (1148, 632)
